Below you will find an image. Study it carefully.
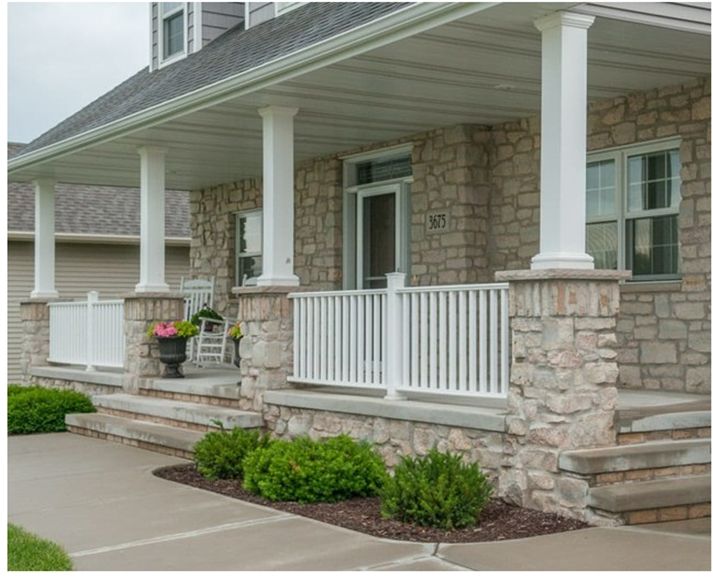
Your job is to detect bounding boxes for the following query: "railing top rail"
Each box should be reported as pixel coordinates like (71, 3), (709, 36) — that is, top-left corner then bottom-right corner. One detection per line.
(288, 289), (388, 299)
(95, 299), (125, 305)
(397, 282), (509, 293)
(49, 301), (88, 307)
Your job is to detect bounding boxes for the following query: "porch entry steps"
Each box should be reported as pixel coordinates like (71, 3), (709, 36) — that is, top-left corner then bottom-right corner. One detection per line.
(588, 475), (711, 525)
(561, 399), (711, 525)
(65, 413), (202, 458)
(91, 394), (262, 432)
(560, 439), (711, 475)
(66, 384), (262, 458)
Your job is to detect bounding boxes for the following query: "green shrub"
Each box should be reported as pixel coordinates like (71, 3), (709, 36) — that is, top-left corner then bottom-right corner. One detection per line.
(243, 435), (387, 503)
(194, 427), (270, 480)
(380, 449), (493, 530)
(8, 386), (95, 435)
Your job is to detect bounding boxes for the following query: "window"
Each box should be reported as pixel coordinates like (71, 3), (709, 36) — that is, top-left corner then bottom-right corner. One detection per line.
(160, 3), (185, 62)
(586, 140), (681, 280)
(235, 210), (262, 286)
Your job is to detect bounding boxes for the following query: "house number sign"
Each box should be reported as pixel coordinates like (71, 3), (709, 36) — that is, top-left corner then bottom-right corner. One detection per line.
(426, 210), (449, 234)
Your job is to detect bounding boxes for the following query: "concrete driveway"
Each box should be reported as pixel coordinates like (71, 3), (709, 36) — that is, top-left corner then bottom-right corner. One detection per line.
(8, 433), (711, 571)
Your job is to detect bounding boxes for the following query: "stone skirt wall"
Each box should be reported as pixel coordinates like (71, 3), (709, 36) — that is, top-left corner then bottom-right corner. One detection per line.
(25, 375), (120, 396)
(263, 404), (505, 474)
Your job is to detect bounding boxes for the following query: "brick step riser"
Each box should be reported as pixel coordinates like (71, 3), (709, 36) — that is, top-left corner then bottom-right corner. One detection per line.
(67, 425), (194, 460)
(583, 463), (711, 487)
(596, 502), (712, 525)
(617, 427), (711, 445)
(139, 388), (242, 409)
(95, 406), (219, 433)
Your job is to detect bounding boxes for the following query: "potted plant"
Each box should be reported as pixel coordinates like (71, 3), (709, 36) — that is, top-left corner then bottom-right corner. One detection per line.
(190, 306), (223, 332)
(147, 320), (199, 378)
(228, 323), (243, 369)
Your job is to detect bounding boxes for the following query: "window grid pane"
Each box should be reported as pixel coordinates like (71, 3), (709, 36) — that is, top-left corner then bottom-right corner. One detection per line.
(237, 212), (263, 284)
(586, 159), (616, 219)
(627, 149), (680, 212)
(586, 221), (618, 270)
(626, 215), (679, 277)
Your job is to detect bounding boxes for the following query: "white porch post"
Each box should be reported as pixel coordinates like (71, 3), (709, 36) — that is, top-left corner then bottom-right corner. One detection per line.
(31, 178), (59, 298)
(530, 12), (596, 270)
(257, 105), (300, 287)
(135, 146), (170, 293)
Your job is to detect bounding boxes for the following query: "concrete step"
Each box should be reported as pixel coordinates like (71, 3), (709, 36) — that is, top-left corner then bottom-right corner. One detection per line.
(618, 410), (711, 435)
(588, 475), (711, 514)
(66, 412), (202, 457)
(91, 393), (263, 431)
(559, 439), (711, 475)
(144, 379), (242, 407)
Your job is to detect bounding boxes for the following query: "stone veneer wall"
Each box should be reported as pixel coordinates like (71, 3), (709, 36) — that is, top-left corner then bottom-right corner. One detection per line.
(19, 300), (51, 383)
(191, 77), (710, 393)
(190, 124), (494, 315)
(263, 405), (504, 473)
(487, 78), (710, 393)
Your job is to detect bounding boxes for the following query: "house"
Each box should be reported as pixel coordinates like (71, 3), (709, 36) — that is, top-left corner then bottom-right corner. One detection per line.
(7, 142), (191, 382)
(8, 2), (711, 526)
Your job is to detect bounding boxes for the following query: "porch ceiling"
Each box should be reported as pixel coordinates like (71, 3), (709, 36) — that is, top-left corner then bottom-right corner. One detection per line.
(9, 2), (710, 191)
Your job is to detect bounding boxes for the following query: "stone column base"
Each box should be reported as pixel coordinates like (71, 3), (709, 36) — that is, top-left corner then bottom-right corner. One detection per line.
(495, 269), (629, 522)
(122, 293), (185, 393)
(19, 298), (55, 384)
(233, 286), (300, 412)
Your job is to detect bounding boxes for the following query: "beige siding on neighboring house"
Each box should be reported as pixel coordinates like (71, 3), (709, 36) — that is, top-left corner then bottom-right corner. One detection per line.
(7, 242), (190, 382)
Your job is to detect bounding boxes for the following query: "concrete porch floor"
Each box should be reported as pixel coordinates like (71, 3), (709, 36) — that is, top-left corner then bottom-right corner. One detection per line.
(8, 433), (711, 571)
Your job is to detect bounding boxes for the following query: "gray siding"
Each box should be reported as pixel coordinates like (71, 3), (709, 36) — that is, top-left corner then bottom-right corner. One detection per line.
(248, 2), (275, 26)
(7, 242), (190, 382)
(202, 2), (244, 46)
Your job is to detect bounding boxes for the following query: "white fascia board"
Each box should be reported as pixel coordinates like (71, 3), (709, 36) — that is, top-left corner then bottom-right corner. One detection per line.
(8, 2), (500, 177)
(572, 2), (711, 34)
(8, 231), (191, 247)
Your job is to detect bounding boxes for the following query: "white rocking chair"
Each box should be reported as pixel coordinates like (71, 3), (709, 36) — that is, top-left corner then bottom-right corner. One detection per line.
(180, 276), (216, 361)
(193, 317), (233, 367)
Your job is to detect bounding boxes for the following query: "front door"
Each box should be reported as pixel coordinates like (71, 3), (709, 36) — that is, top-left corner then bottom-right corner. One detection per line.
(356, 184), (402, 289)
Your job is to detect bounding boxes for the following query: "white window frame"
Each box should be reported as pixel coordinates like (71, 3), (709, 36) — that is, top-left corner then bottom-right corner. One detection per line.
(586, 137), (682, 281)
(235, 209), (263, 287)
(158, 2), (188, 68)
(342, 144), (413, 290)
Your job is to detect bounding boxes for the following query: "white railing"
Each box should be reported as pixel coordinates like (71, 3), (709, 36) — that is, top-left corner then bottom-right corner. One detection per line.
(289, 275), (510, 399)
(49, 292), (125, 370)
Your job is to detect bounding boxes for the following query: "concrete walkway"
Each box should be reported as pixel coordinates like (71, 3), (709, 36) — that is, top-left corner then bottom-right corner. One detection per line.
(8, 434), (711, 571)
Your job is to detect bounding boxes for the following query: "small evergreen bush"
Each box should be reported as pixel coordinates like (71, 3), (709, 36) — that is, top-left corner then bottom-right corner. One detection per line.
(243, 435), (387, 503)
(8, 386), (95, 435)
(193, 427), (270, 480)
(380, 449), (493, 529)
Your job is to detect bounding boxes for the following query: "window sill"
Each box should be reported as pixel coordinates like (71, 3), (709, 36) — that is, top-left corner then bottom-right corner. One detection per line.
(620, 280), (682, 293)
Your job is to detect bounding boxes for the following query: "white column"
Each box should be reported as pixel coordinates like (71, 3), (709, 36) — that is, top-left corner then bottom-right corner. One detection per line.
(31, 179), (59, 298)
(135, 146), (170, 293)
(530, 12), (596, 271)
(256, 106), (300, 287)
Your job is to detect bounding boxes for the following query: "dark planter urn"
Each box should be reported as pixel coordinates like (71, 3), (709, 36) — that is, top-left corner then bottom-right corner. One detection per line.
(157, 337), (188, 378)
(232, 337), (242, 369)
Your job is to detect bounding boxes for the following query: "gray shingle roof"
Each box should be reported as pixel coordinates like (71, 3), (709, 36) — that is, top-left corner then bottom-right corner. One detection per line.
(8, 144), (190, 238)
(16, 2), (407, 157)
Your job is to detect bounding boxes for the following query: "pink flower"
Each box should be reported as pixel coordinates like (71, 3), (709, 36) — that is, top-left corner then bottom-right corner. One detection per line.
(153, 322), (178, 338)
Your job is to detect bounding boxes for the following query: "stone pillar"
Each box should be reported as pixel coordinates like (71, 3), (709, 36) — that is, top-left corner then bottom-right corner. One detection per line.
(122, 293), (184, 393)
(234, 287), (298, 412)
(19, 299), (52, 383)
(495, 269), (628, 522)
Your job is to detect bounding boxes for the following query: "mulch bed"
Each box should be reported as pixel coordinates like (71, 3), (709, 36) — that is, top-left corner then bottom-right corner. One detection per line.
(154, 463), (590, 543)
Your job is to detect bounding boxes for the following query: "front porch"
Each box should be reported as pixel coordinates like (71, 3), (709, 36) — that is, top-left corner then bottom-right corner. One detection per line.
(12, 3), (710, 526)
